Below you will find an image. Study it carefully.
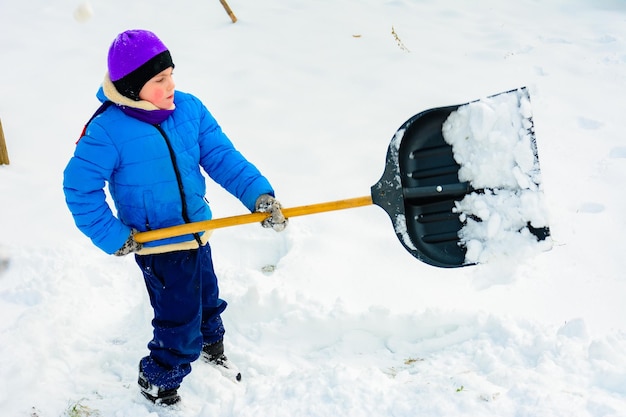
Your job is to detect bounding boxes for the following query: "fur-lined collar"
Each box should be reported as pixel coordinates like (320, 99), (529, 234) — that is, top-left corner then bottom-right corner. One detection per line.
(102, 72), (175, 111)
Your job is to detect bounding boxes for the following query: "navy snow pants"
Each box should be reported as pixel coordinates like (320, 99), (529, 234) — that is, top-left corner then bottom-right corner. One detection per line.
(135, 243), (227, 390)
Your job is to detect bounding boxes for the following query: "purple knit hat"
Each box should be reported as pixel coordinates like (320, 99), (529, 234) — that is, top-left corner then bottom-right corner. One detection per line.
(108, 29), (174, 100)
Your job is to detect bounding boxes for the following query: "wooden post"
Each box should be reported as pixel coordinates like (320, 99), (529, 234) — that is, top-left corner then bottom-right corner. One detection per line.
(0, 118), (9, 165)
(219, 0), (237, 23)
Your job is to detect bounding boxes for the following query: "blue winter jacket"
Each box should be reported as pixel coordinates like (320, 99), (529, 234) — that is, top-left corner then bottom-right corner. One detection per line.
(63, 89), (274, 254)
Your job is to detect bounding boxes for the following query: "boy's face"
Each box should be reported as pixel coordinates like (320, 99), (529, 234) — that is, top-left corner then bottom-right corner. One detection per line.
(139, 67), (175, 109)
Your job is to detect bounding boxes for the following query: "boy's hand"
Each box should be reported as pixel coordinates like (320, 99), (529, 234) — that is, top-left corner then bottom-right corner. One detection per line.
(114, 229), (143, 256)
(255, 194), (288, 232)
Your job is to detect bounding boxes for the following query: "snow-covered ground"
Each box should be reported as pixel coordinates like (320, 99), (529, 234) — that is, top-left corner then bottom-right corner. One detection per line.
(1, 0), (625, 416)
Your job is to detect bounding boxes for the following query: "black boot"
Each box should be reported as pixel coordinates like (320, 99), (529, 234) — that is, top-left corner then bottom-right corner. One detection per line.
(138, 362), (181, 406)
(201, 339), (242, 382)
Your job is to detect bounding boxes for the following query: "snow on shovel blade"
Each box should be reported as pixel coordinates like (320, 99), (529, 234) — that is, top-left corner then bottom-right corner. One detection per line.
(371, 87), (551, 268)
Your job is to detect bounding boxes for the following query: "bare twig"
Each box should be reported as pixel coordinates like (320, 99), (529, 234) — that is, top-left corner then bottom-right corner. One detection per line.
(391, 26), (410, 52)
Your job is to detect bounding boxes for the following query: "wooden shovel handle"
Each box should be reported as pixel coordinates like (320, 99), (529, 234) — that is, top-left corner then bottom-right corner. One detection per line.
(134, 196), (373, 243)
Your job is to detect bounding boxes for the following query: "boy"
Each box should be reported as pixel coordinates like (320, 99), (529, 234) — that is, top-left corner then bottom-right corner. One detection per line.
(63, 29), (287, 405)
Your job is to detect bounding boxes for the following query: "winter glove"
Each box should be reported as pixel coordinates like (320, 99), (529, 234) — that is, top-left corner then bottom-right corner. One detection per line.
(255, 194), (288, 232)
(114, 229), (143, 256)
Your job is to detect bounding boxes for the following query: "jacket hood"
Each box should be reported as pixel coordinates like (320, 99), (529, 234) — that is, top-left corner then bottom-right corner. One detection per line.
(98, 74), (175, 125)
(99, 73), (176, 111)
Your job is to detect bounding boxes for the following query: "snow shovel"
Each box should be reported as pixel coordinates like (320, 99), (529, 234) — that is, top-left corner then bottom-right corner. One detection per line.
(134, 88), (549, 268)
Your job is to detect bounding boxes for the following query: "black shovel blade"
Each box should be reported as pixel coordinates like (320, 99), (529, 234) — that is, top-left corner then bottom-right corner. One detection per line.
(370, 88), (548, 268)
(371, 104), (469, 267)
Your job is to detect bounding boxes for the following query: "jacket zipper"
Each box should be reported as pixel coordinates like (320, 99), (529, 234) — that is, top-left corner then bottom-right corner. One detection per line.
(154, 124), (203, 246)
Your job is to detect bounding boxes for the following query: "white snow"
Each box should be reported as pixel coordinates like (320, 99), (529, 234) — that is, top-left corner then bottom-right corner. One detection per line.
(1, 0), (626, 416)
(442, 89), (540, 190)
(442, 89), (551, 264)
(73, 2), (94, 23)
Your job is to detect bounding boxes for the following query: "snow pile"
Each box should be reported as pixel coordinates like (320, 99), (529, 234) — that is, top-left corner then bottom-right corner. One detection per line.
(442, 89), (551, 263)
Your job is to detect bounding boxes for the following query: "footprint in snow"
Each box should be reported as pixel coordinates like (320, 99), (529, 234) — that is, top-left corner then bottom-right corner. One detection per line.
(577, 117), (603, 130)
(609, 147), (626, 159)
(577, 202), (605, 214)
